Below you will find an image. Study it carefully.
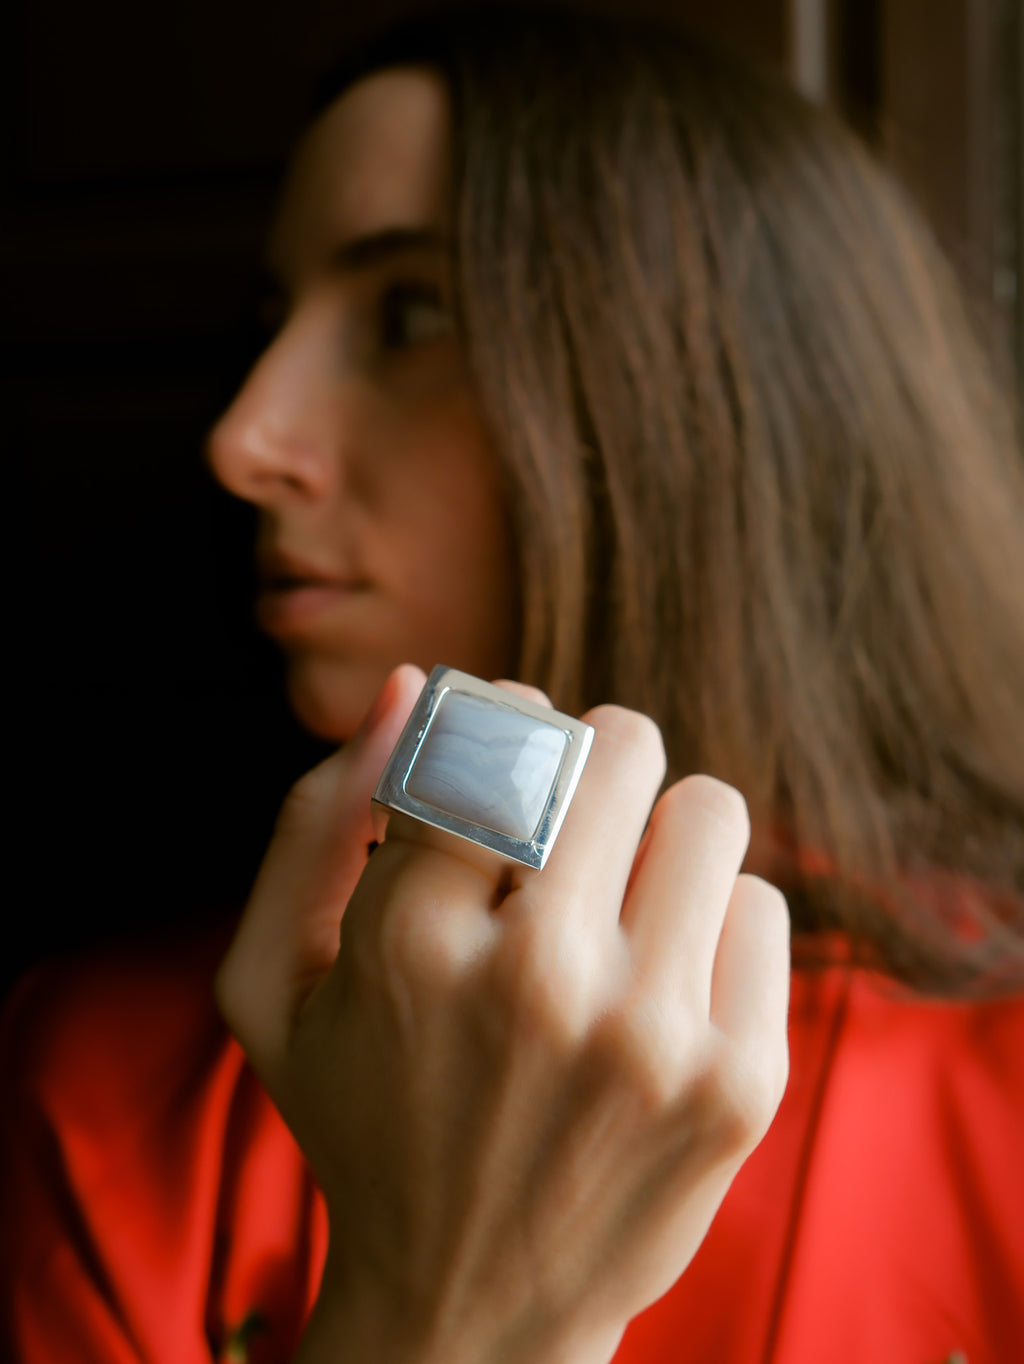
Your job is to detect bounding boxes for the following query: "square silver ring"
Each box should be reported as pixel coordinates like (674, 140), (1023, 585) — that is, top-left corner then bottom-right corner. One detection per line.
(372, 665), (594, 870)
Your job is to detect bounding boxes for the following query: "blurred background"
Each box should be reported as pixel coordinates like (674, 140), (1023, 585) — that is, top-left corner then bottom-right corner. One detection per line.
(7, 0), (1023, 991)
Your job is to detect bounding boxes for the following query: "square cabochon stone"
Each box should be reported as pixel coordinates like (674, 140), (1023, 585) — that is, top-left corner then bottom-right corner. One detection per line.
(406, 690), (569, 841)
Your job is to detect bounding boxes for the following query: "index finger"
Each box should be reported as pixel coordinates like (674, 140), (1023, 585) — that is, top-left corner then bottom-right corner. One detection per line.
(215, 665), (426, 1079)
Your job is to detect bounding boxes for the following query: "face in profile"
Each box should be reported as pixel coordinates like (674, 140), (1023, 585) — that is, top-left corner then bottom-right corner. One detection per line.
(208, 68), (520, 741)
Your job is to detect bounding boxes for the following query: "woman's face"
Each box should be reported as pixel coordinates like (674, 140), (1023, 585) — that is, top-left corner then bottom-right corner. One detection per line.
(208, 68), (519, 741)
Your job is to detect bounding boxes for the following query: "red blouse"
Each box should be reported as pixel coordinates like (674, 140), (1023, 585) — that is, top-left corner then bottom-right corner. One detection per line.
(3, 925), (1023, 1363)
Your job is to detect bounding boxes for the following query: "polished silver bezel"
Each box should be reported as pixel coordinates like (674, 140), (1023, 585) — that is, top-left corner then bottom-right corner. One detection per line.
(372, 665), (594, 870)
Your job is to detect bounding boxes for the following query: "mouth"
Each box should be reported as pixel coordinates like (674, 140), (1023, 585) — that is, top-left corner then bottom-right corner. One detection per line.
(255, 549), (369, 637)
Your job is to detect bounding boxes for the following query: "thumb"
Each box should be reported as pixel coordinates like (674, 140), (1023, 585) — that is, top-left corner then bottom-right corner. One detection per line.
(216, 663), (426, 1082)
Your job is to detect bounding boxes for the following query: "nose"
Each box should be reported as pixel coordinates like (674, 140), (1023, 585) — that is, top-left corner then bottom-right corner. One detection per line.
(207, 318), (335, 506)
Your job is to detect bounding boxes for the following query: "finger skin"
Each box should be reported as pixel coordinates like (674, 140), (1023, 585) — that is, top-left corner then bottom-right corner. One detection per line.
(491, 680), (553, 708)
(710, 873), (791, 1131)
(217, 673), (791, 1364)
(509, 706), (667, 933)
(622, 774), (752, 1021)
(216, 664), (426, 1080)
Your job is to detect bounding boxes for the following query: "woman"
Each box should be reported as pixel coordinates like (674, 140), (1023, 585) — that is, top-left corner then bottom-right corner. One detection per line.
(4, 5), (1024, 1362)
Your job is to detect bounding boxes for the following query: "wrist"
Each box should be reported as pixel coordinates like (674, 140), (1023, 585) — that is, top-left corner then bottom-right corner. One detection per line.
(294, 1259), (468, 1364)
(294, 1255), (624, 1364)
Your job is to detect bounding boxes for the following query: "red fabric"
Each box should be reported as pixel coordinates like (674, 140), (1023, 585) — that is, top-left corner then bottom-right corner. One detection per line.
(3, 926), (1024, 1363)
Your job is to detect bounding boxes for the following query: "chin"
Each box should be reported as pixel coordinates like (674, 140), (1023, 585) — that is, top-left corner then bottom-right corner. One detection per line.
(285, 660), (382, 743)
(284, 665), (368, 742)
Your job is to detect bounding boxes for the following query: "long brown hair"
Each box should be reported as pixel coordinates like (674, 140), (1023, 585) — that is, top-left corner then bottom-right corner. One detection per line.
(323, 4), (1024, 994)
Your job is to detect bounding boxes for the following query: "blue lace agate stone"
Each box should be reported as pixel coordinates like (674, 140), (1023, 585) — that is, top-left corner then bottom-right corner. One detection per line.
(406, 690), (568, 841)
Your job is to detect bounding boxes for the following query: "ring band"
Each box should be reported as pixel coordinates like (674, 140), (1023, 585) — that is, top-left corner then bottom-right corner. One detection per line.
(372, 665), (594, 870)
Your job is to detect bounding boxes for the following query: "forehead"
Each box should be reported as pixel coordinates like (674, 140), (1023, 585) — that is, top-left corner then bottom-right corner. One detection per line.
(270, 66), (452, 272)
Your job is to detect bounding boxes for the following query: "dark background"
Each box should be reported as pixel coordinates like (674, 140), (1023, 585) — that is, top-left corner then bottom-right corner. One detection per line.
(7, 0), (1022, 992)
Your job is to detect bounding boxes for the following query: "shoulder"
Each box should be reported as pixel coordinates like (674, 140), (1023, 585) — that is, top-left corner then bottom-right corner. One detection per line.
(2, 923), (236, 1125)
(0, 923), (240, 1277)
(0, 924), (323, 1362)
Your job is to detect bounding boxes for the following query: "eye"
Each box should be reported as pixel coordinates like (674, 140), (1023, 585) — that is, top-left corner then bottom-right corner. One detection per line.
(379, 283), (454, 350)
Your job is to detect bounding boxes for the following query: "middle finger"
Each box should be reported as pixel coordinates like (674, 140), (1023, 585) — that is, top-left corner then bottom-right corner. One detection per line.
(508, 704), (667, 938)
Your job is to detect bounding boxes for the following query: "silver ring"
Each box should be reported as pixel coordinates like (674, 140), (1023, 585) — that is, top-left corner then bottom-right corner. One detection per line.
(372, 665), (594, 870)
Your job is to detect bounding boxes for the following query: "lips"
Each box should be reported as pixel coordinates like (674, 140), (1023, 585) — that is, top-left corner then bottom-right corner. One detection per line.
(255, 546), (369, 638)
(257, 544), (352, 587)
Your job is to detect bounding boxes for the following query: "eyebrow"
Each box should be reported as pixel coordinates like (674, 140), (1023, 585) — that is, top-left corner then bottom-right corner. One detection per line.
(326, 226), (450, 274)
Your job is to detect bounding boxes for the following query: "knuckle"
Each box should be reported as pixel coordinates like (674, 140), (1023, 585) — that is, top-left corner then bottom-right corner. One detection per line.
(213, 951), (244, 1035)
(739, 874), (791, 930)
(493, 679), (552, 708)
(375, 890), (439, 983)
(211, 945), (277, 1082)
(588, 705), (666, 771)
(274, 756), (342, 836)
(492, 917), (600, 1047)
(671, 774), (751, 842)
(700, 1041), (789, 1151)
(383, 906), (470, 996)
(342, 849), (478, 996)
(593, 995), (687, 1113)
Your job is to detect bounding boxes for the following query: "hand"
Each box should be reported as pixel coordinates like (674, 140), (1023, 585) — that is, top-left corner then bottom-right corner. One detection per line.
(216, 666), (790, 1364)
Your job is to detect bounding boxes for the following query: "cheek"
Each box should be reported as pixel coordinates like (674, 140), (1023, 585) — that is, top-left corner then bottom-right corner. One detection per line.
(441, 442), (514, 580)
(405, 437), (520, 666)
